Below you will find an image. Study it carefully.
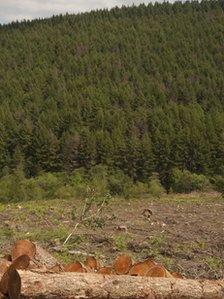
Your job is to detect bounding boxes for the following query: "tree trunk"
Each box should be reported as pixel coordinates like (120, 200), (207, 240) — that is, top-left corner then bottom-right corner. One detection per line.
(3, 271), (224, 299)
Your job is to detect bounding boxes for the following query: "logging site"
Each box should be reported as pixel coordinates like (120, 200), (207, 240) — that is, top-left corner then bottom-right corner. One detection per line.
(0, 193), (223, 298)
(0, 0), (224, 298)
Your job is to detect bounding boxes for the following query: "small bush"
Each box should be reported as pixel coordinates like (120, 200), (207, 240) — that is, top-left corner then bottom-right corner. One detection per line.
(108, 169), (133, 198)
(0, 168), (27, 202)
(55, 185), (76, 199)
(88, 164), (109, 196)
(211, 175), (224, 195)
(171, 168), (211, 193)
(148, 173), (165, 198)
(24, 178), (43, 200)
(69, 168), (88, 198)
(128, 182), (149, 198)
(34, 173), (62, 199)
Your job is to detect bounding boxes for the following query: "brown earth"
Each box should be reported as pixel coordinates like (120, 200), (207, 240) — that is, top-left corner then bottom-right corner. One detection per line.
(0, 192), (223, 279)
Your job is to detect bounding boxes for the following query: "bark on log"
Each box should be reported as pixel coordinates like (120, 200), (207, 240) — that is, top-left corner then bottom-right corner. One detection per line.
(1, 271), (223, 299)
(33, 243), (60, 269)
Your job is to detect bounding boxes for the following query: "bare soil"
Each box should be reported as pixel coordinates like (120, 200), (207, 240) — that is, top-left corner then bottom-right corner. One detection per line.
(0, 192), (223, 279)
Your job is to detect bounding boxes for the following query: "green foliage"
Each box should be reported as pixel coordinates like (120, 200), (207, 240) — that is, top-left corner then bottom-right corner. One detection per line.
(0, 168), (27, 202)
(55, 185), (76, 199)
(128, 182), (149, 198)
(114, 234), (130, 251)
(88, 164), (109, 196)
(24, 178), (43, 200)
(0, 1), (223, 188)
(68, 169), (87, 198)
(171, 168), (211, 193)
(34, 173), (62, 199)
(107, 169), (131, 196)
(211, 175), (224, 195)
(205, 257), (224, 272)
(148, 173), (165, 198)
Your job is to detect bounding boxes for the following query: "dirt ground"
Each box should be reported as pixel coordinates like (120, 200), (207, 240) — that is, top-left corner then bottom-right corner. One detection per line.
(0, 192), (223, 279)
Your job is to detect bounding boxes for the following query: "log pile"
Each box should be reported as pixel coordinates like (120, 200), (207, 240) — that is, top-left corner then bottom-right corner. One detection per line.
(0, 240), (223, 299)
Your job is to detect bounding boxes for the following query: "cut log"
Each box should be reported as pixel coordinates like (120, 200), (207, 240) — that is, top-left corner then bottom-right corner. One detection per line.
(0, 271), (222, 299)
(0, 267), (21, 297)
(113, 254), (132, 275)
(97, 266), (114, 275)
(0, 259), (11, 274)
(11, 255), (30, 270)
(85, 256), (100, 271)
(64, 261), (86, 273)
(8, 268), (21, 299)
(12, 240), (36, 261)
(129, 259), (156, 276)
(33, 243), (61, 269)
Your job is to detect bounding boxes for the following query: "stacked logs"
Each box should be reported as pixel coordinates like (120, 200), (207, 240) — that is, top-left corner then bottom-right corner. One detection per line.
(0, 240), (223, 299)
(66, 254), (184, 279)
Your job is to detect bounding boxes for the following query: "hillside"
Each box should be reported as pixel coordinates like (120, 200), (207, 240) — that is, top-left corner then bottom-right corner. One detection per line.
(0, 0), (224, 188)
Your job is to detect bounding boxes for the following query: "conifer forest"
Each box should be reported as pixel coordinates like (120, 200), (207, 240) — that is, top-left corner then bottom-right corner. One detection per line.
(0, 0), (224, 192)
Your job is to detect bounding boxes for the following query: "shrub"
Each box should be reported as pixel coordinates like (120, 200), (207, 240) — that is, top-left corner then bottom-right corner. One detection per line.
(55, 185), (76, 199)
(88, 164), (109, 196)
(211, 175), (224, 195)
(24, 178), (43, 200)
(33, 173), (62, 199)
(0, 168), (27, 202)
(69, 168), (88, 198)
(128, 182), (149, 198)
(148, 173), (165, 198)
(108, 169), (133, 198)
(171, 168), (211, 193)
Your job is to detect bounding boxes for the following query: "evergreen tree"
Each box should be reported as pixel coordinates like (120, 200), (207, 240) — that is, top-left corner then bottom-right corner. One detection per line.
(0, 0), (223, 184)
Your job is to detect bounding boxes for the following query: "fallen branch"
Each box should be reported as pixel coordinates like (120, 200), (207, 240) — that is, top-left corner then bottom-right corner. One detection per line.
(3, 271), (224, 299)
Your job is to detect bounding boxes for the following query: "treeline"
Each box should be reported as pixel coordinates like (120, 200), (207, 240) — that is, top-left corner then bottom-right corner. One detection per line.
(0, 165), (214, 202)
(0, 0), (224, 191)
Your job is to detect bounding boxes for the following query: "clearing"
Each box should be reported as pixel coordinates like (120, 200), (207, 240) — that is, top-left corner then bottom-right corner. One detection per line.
(0, 192), (223, 279)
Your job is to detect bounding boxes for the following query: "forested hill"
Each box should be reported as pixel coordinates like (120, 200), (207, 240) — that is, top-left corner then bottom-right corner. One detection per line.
(0, 0), (224, 188)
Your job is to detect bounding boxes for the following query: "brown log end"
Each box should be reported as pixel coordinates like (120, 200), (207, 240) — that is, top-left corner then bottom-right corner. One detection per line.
(64, 261), (86, 273)
(146, 265), (167, 278)
(0, 259), (11, 274)
(129, 259), (156, 276)
(85, 256), (100, 272)
(0, 266), (21, 298)
(171, 272), (184, 279)
(12, 240), (36, 261)
(97, 266), (115, 275)
(114, 254), (132, 275)
(11, 255), (30, 270)
(8, 268), (21, 299)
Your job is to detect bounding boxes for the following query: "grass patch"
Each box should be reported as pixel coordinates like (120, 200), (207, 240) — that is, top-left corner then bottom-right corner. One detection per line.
(15, 225), (68, 243)
(53, 251), (72, 264)
(157, 255), (174, 270)
(0, 203), (6, 213)
(0, 227), (14, 240)
(114, 233), (132, 251)
(205, 257), (224, 272)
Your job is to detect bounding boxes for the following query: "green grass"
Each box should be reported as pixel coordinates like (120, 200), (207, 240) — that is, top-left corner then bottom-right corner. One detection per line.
(114, 233), (132, 251)
(205, 257), (224, 272)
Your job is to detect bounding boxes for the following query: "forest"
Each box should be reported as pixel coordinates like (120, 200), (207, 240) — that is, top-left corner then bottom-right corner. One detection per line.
(0, 0), (224, 194)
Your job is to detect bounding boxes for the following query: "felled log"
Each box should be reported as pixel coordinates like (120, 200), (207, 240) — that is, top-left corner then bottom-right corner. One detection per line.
(33, 243), (60, 269)
(4, 271), (224, 299)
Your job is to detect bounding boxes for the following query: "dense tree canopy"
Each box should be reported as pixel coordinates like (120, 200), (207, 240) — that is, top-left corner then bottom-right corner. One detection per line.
(0, 0), (224, 189)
